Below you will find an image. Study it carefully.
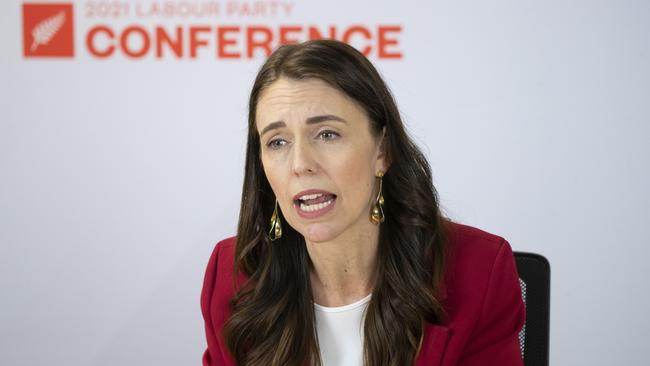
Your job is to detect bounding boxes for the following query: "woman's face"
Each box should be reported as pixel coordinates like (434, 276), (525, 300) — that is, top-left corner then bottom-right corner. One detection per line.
(256, 77), (387, 243)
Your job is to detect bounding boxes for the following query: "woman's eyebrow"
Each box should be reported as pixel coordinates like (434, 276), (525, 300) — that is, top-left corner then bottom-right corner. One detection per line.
(260, 121), (285, 137)
(259, 114), (347, 137)
(305, 114), (348, 125)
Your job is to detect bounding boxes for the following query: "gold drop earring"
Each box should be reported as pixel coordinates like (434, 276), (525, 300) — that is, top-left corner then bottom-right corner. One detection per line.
(269, 199), (283, 241)
(370, 171), (385, 225)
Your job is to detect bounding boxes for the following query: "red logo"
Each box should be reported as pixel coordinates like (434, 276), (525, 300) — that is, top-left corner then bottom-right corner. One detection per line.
(23, 3), (74, 58)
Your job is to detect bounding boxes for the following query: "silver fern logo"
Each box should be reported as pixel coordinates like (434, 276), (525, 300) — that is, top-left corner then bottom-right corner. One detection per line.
(30, 11), (66, 51)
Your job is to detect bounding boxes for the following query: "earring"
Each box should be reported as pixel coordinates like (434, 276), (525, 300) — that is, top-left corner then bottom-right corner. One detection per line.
(370, 171), (385, 225)
(269, 199), (283, 241)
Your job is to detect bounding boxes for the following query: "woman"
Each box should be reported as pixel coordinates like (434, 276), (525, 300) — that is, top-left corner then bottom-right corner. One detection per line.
(201, 40), (525, 366)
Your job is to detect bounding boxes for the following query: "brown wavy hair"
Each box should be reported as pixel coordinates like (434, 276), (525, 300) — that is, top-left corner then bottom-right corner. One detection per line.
(223, 40), (449, 366)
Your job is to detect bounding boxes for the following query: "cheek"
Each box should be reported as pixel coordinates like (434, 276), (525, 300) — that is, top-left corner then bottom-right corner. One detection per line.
(261, 156), (281, 191)
(261, 155), (292, 211)
(332, 150), (377, 199)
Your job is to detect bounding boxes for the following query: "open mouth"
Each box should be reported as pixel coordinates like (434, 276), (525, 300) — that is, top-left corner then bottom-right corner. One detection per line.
(294, 193), (337, 213)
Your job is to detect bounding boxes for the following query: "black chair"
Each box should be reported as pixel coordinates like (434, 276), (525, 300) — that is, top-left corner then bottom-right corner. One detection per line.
(514, 252), (550, 366)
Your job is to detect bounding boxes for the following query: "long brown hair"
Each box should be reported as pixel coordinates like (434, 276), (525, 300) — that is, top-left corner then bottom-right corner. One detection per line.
(223, 40), (449, 366)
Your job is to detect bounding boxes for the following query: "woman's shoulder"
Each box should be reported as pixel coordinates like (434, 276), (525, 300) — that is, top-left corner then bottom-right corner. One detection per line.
(204, 236), (238, 278)
(201, 236), (243, 310)
(216, 236), (237, 250)
(440, 220), (521, 318)
(443, 221), (513, 273)
(210, 236), (242, 272)
(445, 220), (508, 248)
(440, 220), (519, 303)
(434, 221), (525, 364)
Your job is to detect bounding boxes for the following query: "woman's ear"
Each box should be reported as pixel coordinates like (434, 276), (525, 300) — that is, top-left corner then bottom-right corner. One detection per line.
(376, 126), (391, 173)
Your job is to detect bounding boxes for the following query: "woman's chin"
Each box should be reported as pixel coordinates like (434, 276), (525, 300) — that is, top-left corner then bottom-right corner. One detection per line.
(299, 224), (339, 244)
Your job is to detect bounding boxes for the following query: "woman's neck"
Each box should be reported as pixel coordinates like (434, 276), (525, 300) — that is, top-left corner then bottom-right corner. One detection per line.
(306, 226), (379, 307)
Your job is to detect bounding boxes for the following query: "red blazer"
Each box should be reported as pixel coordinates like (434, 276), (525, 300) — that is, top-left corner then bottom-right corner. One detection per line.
(201, 222), (525, 365)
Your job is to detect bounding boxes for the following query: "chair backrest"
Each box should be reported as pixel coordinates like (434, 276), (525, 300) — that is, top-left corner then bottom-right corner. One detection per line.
(513, 251), (550, 366)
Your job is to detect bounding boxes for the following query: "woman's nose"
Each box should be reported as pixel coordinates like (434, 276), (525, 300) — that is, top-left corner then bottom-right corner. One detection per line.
(291, 140), (318, 176)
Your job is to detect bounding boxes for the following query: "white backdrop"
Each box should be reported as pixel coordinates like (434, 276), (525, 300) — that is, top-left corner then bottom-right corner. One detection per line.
(2, 0), (649, 365)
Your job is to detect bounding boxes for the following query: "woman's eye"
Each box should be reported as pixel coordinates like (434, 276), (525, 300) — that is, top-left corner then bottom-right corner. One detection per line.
(318, 130), (340, 141)
(267, 139), (287, 149)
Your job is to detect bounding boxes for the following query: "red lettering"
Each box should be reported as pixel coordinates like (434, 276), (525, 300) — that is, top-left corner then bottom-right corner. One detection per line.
(279, 26), (302, 45)
(246, 27), (273, 58)
(120, 26), (150, 58)
(342, 26), (372, 56)
(308, 25), (337, 40)
(86, 26), (115, 58)
(156, 26), (182, 58)
(83, 24), (403, 60)
(378, 26), (402, 59)
(217, 26), (241, 58)
(189, 26), (211, 58)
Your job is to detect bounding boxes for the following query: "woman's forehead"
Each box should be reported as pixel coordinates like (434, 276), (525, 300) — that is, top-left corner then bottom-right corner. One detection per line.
(256, 78), (365, 130)
(258, 78), (342, 107)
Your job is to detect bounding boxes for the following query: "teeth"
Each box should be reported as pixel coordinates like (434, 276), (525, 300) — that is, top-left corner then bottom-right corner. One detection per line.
(298, 193), (324, 201)
(299, 197), (334, 212)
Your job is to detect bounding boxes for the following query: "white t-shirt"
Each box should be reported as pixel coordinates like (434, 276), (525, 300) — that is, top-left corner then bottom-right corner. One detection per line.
(314, 294), (371, 366)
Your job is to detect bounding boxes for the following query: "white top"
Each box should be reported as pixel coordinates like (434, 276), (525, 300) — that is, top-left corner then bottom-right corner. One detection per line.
(314, 294), (372, 366)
